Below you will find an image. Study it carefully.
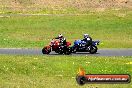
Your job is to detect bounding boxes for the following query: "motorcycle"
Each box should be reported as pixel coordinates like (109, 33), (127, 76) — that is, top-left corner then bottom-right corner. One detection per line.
(72, 40), (100, 54)
(42, 39), (72, 55)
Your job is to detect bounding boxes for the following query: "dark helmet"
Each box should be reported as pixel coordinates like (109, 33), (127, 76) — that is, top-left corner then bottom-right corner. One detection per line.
(83, 34), (89, 39)
(58, 34), (63, 38)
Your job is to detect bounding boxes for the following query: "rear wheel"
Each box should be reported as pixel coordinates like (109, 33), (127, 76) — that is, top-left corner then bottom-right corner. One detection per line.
(65, 47), (72, 55)
(42, 47), (51, 54)
(58, 46), (64, 54)
(58, 46), (72, 55)
(89, 45), (98, 54)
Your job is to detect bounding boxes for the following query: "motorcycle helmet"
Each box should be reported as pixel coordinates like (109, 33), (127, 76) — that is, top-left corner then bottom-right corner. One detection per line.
(83, 34), (89, 39)
(58, 34), (63, 38)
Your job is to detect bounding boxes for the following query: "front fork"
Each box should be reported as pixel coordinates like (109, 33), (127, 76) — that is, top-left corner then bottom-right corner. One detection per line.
(72, 45), (78, 52)
(86, 45), (93, 51)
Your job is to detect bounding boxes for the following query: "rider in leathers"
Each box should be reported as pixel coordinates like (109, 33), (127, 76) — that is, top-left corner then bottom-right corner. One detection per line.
(82, 34), (92, 47)
(54, 34), (67, 46)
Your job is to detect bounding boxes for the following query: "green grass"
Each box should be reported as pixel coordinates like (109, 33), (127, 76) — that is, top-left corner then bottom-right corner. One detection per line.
(0, 55), (132, 88)
(0, 10), (132, 48)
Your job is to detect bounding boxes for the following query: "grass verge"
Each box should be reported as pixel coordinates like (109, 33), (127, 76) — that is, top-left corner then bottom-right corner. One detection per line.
(0, 55), (132, 88)
(0, 11), (132, 48)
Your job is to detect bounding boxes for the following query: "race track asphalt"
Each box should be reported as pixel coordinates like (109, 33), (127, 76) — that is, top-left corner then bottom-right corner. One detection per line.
(0, 48), (132, 56)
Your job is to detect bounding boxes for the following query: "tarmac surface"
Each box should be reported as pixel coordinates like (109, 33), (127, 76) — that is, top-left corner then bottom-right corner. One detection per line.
(0, 48), (132, 56)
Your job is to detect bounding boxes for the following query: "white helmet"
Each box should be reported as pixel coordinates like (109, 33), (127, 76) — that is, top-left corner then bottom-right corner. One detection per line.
(84, 34), (89, 38)
(58, 34), (63, 38)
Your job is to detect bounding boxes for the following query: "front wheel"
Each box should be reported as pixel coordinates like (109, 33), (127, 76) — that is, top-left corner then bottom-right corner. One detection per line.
(42, 46), (51, 54)
(71, 46), (77, 53)
(89, 45), (98, 54)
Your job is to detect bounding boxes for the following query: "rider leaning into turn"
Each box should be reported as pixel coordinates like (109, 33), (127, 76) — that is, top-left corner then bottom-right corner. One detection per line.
(54, 34), (67, 46)
(82, 34), (92, 46)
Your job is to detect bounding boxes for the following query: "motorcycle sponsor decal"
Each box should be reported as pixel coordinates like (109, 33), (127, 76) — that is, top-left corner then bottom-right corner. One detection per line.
(76, 67), (131, 85)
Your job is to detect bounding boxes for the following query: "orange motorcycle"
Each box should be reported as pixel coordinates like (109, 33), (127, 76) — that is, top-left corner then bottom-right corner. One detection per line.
(42, 39), (72, 55)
